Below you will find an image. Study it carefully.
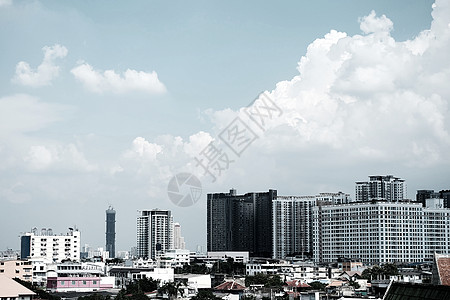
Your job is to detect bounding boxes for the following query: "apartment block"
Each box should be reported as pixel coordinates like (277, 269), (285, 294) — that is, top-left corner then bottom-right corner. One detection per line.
(136, 209), (173, 260)
(20, 228), (80, 263)
(313, 200), (450, 264)
(273, 192), (351, 259)
(207, 189), (276, 258)
(355, 175), (405, 202)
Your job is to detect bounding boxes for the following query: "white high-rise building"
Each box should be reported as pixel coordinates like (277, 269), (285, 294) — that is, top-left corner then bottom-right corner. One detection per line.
(137, 209), (173, 260)
(273, 192), (351, 259)
(20, 228), (81, 262)
(355, 175), (406, 202)
(313, 199), (450, 264)
(173, 223), (186, 250)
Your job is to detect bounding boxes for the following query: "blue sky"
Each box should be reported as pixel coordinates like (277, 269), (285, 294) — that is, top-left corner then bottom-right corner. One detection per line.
(1, 0), (449, 253)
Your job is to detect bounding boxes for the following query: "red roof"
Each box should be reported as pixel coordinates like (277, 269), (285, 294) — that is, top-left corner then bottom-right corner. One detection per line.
(214, 280), (246, 291)
(285, 280), (311, 288)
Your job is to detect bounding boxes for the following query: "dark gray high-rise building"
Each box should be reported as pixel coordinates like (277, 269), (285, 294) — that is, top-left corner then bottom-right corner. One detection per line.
(207, 189), (276, 258)
(106, 206), (116, 258)
(416, 189), (450, 208)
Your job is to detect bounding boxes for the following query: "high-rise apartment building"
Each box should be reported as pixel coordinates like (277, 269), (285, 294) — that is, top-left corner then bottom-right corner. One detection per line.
(105, 206), (116, 258)
(273, 192), (351, 259)
(313, 199), (450, 264)
(273, 196), (315, 259)
(355, 175), (406, 202)
(417, 189), (450, 208)
(136, 209), (173, 260)
(207, 189), (276, 258)
(173, 223), (186, 250)
(20, 228), (80, 262)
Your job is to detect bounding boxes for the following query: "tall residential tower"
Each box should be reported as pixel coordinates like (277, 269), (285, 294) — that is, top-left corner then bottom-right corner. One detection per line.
(136, 209), (173, 260)
(106, 206), (116, 258)
(207, 189), (276, 258)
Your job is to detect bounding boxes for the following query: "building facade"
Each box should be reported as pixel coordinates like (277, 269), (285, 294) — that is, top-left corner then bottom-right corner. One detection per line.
(417, 189), (450, 208)
(207, 189), (276, 258)
(105, 206), (116, 258)
(355, 175), (405, 202)
(20, 228), (80, 262)
(0, 259), (33, 281)
(272, 196), (316, 259)
(272, 192), (351, 260)
(313, 200), (450, 264)
(136, 209), (173, 260)
(173, 222), (186, 250)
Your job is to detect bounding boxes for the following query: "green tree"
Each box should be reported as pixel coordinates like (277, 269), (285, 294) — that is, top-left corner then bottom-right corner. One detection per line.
(382, 263), (399, 276)
(158, 281), (185, 300)
(191, 289), (221, 300)
(308, 281), (327, 291)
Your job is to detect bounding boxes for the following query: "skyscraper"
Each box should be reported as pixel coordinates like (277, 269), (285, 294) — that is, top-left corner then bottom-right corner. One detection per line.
(136, 209), (173, 260)
(207, 189), (276, 258)
(272, 192), (350, 259)
(105, 206), (116, 258)
(173, 223), (186, 250)
(355, 175), (406, 202)
(273, 196), (316, 259)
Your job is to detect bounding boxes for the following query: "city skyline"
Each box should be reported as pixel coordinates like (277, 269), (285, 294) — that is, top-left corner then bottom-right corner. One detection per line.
(1, 0), (449, 254)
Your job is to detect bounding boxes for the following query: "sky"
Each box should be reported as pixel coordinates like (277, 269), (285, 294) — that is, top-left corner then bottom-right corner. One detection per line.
(1, 0), (449, 254)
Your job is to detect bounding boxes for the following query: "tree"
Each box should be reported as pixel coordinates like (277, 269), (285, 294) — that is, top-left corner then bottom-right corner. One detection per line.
(191, 289), (221, 300)
(361, 263), (398, 281)
(245, 274), (284, 288)
(348, 279), (360, 290)
(382, 263), (399, 276)
(308, 281), (327, 291)
(158, 281), (185, 300)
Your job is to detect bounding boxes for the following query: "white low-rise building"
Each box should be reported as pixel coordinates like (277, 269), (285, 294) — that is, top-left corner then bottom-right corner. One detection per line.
(21, 228), (80, 263)
(207, 251), (249, 263)
(159, 249), (190, 268)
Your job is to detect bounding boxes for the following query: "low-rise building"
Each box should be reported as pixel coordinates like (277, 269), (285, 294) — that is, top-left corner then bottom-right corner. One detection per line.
(207, 251), (249, 263)
(159, 249), (190, 268)
(0, 259), (33, 282)
(21, 227), (81, 263)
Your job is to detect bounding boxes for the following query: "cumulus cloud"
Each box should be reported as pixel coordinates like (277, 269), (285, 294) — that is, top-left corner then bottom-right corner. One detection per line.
(24, 144), (97, 172)
(13, 44), (68, 87)
(71, 63), (167, 94)
(124, 137), (163, 161)
(359, 10), (393, 34)
(196, 0), (450, 183)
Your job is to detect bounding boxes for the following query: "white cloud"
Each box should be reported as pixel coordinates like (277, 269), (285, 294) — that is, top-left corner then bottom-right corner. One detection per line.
(71, 63), (167, 94)
(197, 1), (450, 179)
(0, 0), (12, 7)
(359, 10), (393, 34)
(124, 137), (163, 161)
(0, 94), (70, 138)
(24, 143), (97, 172)
(13, 44), (68, 87)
